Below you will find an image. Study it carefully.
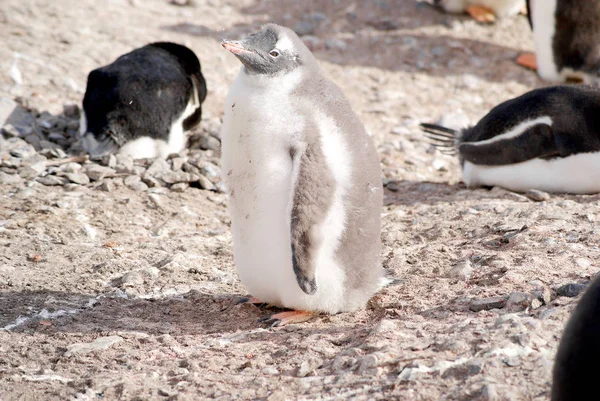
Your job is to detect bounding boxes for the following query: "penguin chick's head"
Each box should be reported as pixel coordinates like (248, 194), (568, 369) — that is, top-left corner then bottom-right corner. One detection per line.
(222, 24), (315, 76)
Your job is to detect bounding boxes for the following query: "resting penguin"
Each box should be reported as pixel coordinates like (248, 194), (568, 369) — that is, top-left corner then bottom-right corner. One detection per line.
(551, 274), (600, 401)
(421, 85), (600, 194)
(80, 42), (207, 159)
(517, 0), (600, 84)
(220, 24), (386, 326)
(433, 0), (525, 23)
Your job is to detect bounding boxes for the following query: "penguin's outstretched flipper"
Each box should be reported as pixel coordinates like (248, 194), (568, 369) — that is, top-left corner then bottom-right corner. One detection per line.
(458, 123), (558, 165)
(289, 140), (337, 296)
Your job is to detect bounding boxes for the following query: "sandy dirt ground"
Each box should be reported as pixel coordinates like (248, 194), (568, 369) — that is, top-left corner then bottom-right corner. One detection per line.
(1, 1), (598, 400)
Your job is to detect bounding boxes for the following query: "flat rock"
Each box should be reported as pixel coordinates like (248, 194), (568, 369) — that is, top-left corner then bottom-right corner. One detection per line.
(469, 296), (507, 312)
(64, 172), (90, 185)
(37, 176), (66, 186)
(84, 164), (116, 181)
(64, 336), (123, 357)
(446, 260), (472, 280)
(505, 292), (531, 312)
(124, 175), (148, 191)
(0, 171), (23, 185)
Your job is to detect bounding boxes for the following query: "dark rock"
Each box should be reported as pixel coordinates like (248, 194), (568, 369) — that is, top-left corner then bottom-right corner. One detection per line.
(556, 283), (588, 298)
(469, 296), (507, 312)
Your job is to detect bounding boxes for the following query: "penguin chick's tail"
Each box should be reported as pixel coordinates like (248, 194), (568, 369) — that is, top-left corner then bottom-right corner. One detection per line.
(420, 122), (459, 156)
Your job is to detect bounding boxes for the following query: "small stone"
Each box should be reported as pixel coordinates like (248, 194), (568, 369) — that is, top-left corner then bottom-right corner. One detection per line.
(115, 155), (135, 174)
(469, 296), (507, 312)
(18, 161), (46, 179)
(556, 283), (587, 298)
(160, 170), (197, 184)
(372, 319), (397, 334)
(142, 176), (164, 188)
(446, 260), (473, 280)
(199, 162), (221, 181)
(525, 189), (550, 202)
(121, 271), (144, 287)
(148, 194), (164, 208)
(61, 162), (82, 174)
(479, 383), (499, 401)
(297, 357), (323, 377)
(84, 164), (116, 181)
(197, 174), (215, 190)
(386, 181), (399, 192)
(198, 135), (221, 151)
(575, 258), (592, 269)
(357, 355), (378, 374)
(124, 175), (148, 191)
(1, 124), (20, 137)
(64, 336), (123, 357)
(532, 286), (552, 305)
(0, 171), (23, 185)
(505, 292), (531, 312)
(64, 173), (90, 185)
(37, 176), (66, 186)
(100, 180), (114, 192)
(441, 358), (484, 378)
(171, 182), (188, 193)
(62, 104), (80, 118)
(262, 366), (279, 375)
(9, 143), (36, 159)
(101, 154), (117, 169)
(170, 157), (186, 171)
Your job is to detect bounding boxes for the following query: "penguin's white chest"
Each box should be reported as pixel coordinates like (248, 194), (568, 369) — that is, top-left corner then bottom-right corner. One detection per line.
(220, 70), (348, 313)
(530, 0), (560, 81)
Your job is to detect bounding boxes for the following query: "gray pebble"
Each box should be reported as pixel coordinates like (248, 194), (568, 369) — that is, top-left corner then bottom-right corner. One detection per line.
(505, 292), (531, 312)
(1, 124), (20, 138)
(198, 135), (221, 151)
(446, 260), (473, 280)
(84, 164), (116, 181)
(121, 271), (144, 287)
(525, 189), (550, 202)
(469, 296), (507, 312)
(556, 283), (587, 298)
(197, 174), (215, 190)
(100, 180), (114, 192)
(62, 104), (80, 118)
(37, 175), (66, 186)
(125, 175), (149, 192)
(64, 172), (90, 185)
(171, 182), (188, 193)
(19, 161), (46, 179)
(61, 162), (82, 174)
(64, 336), (123, 357)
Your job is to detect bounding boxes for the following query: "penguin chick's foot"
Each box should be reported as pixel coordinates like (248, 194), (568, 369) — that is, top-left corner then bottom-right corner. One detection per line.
(465, 5), (496, 23)
(516, 52), (538, 70)
(258, 310), (314, 327)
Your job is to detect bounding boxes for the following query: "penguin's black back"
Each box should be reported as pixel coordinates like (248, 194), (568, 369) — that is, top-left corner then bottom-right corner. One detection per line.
(552, 274), (600, 401)
(82, 42), (206, 143)
(462, 85), (600, 155)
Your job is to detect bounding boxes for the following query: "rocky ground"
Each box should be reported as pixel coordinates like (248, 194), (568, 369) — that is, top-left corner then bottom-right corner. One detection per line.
(1, 1), (598, 400)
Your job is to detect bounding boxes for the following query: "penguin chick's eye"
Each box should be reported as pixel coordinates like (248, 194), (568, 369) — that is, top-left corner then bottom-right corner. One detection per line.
(269, 50), (280, 58)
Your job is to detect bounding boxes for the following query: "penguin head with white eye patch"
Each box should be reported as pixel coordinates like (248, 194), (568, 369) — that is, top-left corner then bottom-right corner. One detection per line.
(222, 24), (317, 76)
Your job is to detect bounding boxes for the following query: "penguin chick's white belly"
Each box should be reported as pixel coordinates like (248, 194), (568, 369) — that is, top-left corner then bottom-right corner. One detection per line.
(463, 152), (600, 194)
(531, 0), (561, 81)
(221, 70), (348, 314)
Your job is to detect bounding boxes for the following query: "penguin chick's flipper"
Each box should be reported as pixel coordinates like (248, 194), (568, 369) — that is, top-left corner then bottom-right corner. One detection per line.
(459, 123), (559, 165)
(516, 52), (538, 71)
(465, 5), (496, 23)
(289, 141), (336, 296)
(258, 310), (315, 327)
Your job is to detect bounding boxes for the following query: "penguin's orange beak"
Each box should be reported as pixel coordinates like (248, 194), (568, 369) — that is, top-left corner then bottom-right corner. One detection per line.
(222, 40), (252, 55)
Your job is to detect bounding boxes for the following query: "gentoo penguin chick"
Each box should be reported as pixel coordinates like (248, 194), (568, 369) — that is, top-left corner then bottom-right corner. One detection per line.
(551, 274), (600, 401)
(220, 24), (385, 326)
(80, 42), (207, 159)
(517, 0), (600, 84)
(421, 85), (600, 194)
(433, 0), (525, 23)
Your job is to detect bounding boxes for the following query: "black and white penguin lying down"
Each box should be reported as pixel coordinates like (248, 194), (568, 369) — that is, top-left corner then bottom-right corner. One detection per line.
(551, 273), (600, 401)
(422, 85), (600, 194)
(80, 42), (207, 159)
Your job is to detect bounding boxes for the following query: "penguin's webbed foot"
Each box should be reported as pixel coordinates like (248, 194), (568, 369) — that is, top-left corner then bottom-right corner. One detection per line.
(258, 310), (315, 327)
(235, 296), (270, 309)
(516, 52), (537, 71)
(465, 5), (496, 23)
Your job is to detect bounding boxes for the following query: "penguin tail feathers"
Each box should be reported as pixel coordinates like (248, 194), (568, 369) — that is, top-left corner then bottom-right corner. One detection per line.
(420, 122), (459, 156)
